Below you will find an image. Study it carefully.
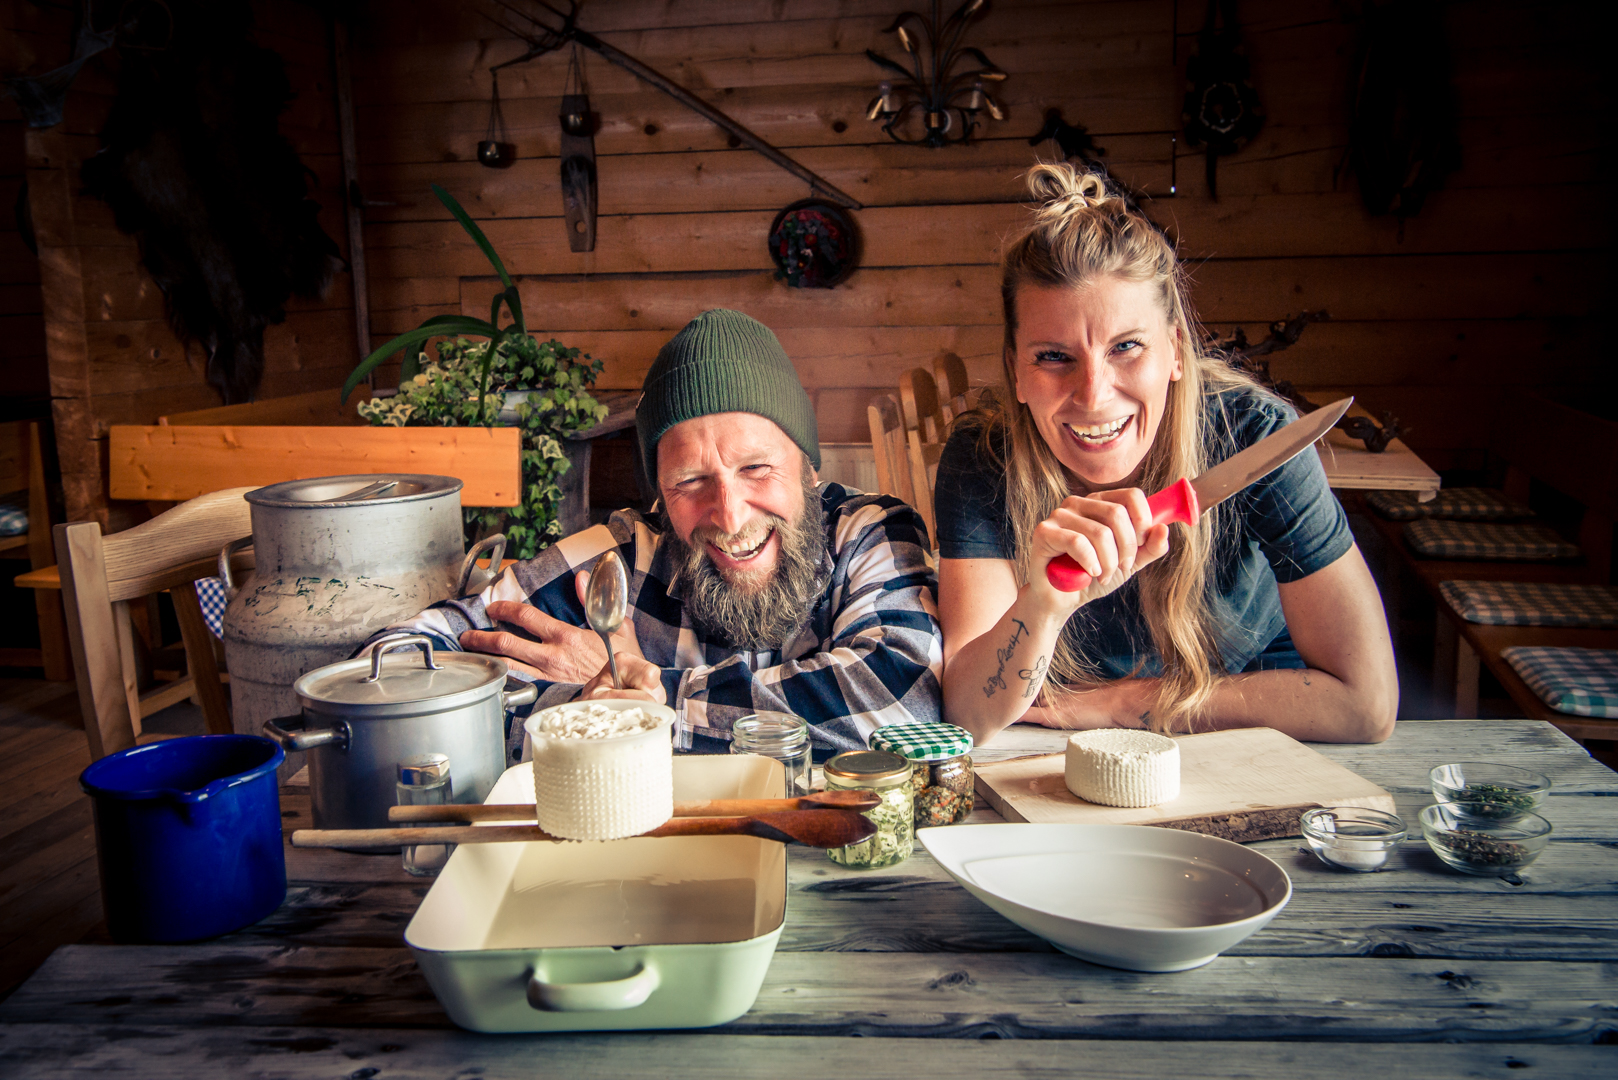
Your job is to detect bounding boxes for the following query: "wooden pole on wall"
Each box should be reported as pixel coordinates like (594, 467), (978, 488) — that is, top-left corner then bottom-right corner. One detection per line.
(330, 17), (372, 370)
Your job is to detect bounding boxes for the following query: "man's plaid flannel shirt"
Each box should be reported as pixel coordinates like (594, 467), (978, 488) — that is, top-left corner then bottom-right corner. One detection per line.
(376, 483), (943, 764)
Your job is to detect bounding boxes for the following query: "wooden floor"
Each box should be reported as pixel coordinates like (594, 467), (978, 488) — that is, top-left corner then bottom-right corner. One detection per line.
(0, 677), (210, 1001)
(0, 679), (97, 1001)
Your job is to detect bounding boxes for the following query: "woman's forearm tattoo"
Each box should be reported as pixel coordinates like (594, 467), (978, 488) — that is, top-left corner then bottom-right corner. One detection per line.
(1019, 655), (1049, 699)
(983, 619), (1029, 698)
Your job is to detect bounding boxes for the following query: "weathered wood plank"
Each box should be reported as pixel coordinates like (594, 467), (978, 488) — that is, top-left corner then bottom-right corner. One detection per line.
(0, 1025), (1602, 1080)
(5, 945), (1615, 1042)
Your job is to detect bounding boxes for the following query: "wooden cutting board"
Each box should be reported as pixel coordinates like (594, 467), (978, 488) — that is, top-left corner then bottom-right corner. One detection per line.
(973, 727), (1395, 843)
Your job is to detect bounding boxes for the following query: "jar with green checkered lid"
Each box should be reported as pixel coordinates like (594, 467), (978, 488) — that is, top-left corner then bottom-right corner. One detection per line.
(823, 750), (913, 869)
(869, 722), (975, 827)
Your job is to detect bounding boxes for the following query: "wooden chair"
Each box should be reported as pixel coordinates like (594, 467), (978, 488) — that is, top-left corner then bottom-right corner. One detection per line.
(0, 419), (72, 679)
(866, 394), (914, 506)
(933, 350), (971, 421)
(55, 488), (258, 760)
(896, 369), (950, 544)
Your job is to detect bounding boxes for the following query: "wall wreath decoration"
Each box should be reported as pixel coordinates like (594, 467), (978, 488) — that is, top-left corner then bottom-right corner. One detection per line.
(768, 200), (859, 289)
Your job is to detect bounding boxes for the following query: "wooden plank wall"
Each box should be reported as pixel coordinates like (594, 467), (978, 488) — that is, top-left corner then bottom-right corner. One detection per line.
(6, 0), (358, 525)
(347, 0), (1606, 472)
(0, 3), (48, 415)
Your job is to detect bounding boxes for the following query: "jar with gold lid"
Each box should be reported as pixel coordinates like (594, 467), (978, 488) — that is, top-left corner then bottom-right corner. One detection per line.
(823, 750), (913, 869)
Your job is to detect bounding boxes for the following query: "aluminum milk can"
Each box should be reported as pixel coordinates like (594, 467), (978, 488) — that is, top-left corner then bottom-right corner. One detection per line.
(219, 474), (501, 750)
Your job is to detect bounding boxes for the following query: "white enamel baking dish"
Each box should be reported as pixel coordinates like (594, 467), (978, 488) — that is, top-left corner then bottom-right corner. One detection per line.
(406, 754), (787, 1033)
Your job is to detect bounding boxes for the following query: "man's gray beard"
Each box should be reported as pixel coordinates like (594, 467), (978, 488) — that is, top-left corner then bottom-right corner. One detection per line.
(669, 479), (830, 652)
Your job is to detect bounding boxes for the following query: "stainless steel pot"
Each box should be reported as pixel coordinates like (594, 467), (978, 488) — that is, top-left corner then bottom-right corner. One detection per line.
(263, 635), (537, 830)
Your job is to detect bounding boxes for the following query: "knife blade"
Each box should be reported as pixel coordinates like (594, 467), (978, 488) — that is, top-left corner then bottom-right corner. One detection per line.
(1046, 396), (1353, 592)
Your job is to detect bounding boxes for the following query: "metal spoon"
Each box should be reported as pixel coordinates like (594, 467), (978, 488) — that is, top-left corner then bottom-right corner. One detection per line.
(584, 549), (628, 690)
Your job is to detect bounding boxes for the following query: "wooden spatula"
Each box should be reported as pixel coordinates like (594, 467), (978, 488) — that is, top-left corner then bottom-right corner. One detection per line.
(387, 789), (880, 824)
(293, 808), (879, 850)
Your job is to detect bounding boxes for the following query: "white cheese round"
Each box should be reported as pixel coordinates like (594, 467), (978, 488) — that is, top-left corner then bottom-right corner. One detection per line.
(525, 701), (675, 840)
(1064, 729), (1181, 808)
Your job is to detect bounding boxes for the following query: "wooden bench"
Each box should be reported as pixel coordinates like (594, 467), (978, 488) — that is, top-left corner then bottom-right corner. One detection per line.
(1394, 393), (1617, 736)
(0, 419), (71, 679)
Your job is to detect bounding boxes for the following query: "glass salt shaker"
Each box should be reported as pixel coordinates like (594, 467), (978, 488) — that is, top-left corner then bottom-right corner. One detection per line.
(731, 713), (812, 799)
(397, 754), (453, 876)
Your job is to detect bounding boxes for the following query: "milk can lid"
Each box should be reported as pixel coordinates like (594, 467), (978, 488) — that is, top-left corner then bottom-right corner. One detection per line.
(247, 474), (462, 509)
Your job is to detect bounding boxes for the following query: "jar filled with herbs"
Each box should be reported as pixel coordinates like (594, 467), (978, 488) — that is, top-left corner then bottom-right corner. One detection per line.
(823, 750), (913, 870)
(869, 721), (975, 827)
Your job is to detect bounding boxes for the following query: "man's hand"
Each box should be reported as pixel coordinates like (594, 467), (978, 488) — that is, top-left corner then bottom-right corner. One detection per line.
(458, 570), (643, 683)
(578, 652), (666, 704)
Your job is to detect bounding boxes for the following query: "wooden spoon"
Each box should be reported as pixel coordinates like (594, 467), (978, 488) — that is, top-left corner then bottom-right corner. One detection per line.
(292, 808), (878, 851)
(387, 790), (880, 824)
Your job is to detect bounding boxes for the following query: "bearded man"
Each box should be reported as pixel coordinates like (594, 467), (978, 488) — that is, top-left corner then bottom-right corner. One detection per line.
(370, 309), (942, 762)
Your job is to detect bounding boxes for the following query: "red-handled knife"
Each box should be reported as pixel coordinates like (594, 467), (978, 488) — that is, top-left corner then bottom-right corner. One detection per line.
(1045, 396), (1354, 592)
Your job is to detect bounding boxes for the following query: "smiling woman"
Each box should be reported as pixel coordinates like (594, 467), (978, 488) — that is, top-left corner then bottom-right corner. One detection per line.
(934, 163), (1398, 746)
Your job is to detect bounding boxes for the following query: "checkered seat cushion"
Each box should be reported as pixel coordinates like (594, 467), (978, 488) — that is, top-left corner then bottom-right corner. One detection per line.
(1503, 646), (1618, 719)
(0, 498), (26, 538)
(1440, 581), (1618, 628)
(1403, 519), (1581, 561)
(1367, 487), (1533, 522)
(194, 576), (229, 639)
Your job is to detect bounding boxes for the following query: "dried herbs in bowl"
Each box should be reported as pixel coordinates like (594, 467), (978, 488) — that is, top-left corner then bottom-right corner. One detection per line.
(1429, 762), (1550, 820)
(1419, 803), (1552, 876)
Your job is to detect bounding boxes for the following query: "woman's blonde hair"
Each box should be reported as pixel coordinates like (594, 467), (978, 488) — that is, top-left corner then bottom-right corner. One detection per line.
(979, 161), (1259, 731)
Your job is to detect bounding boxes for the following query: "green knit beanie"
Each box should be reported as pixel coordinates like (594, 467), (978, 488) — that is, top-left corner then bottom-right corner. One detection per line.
(636, 309), (820, 490)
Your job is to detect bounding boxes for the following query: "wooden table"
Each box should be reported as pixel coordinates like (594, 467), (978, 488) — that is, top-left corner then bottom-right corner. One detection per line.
(2, 720), (1613, 1077)
(1314, 398), (1441, 501)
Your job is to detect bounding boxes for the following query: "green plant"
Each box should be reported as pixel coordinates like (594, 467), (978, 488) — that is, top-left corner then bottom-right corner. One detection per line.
(342, 184), (606, 559)
(359, 335), (605, 559)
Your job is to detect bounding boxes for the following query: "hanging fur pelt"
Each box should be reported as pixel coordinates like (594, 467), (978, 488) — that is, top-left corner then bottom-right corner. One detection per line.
(82, 0), (341, 404)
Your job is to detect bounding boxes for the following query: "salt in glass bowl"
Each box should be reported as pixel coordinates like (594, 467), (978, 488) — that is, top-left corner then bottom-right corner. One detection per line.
(1419, 803), (1552, 876)
(1299, 806), (1406, 872)
(1429, 762), (1551, 821)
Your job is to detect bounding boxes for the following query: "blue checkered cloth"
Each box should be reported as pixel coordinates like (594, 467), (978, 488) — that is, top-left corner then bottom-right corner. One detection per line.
(1441, 581), (1618, 628)
(0, 499), (26, 538)
(195, 576), (228, 639)
(1503, 646), (1618, 719)
(1404, 519), (1581, 562)
(1367, 487), (1532, 522)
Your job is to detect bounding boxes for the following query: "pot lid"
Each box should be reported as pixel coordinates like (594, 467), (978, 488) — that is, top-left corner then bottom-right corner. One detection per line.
(294, 634), (507, 710)
(247, 474), (462, 509)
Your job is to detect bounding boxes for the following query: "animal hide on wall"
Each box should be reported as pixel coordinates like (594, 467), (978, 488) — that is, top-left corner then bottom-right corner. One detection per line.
(81, 0), (342, 404)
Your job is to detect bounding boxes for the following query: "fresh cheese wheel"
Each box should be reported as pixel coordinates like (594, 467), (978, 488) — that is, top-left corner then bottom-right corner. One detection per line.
(1064, 729), (1181, 808)
(524, 701), (675, 840)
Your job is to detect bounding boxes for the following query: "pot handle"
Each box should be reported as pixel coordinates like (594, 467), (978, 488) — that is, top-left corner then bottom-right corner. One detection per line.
(502, 681), (539, 710)
(363, 634), (443, 684)
(526, 962), (660, 1013)
(456, 533), (507, 597)
(217, 536), (252, 601)
(263, 715), (348, 752)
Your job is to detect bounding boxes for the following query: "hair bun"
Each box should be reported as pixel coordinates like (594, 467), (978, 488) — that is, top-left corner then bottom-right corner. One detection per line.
(1025, 161), (1116, 220)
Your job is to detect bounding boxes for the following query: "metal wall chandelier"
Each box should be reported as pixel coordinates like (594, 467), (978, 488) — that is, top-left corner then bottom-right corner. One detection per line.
(865, 0), (1007, 147)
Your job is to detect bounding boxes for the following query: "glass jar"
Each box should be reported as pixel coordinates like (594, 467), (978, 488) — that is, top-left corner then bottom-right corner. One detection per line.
(823, 750), (913, 869)
(397, 753), (453, 876)
(731, 713), (812, 798)
(870, 722), (975, 827)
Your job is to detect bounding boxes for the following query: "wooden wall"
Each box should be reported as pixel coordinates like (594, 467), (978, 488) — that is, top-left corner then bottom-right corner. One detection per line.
(348, 0), (1607, 472)
(6, 0), (357, 525)
(0, 5), (48, 416)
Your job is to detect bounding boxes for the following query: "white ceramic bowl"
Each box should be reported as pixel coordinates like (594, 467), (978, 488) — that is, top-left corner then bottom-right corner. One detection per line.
(920, 823), (1292, 972)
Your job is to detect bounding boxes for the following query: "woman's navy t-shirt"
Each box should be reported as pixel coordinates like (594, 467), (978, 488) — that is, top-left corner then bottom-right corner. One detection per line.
(933, 385), (1354, 676)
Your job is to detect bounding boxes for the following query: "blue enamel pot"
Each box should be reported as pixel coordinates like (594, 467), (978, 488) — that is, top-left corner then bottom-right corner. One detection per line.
(79, 735), (287, 943)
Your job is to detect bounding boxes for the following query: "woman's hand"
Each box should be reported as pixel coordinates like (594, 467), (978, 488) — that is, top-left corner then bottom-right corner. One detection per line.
(1022, 678), (1158, 730)
(1026, 488), (1172, 611)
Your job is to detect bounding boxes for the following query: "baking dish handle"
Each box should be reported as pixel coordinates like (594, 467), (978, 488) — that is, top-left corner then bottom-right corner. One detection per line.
(526, 963), (659, 1012)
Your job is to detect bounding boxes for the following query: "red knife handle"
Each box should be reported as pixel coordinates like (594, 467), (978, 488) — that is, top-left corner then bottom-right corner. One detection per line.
(1044, 478), (1201, 592)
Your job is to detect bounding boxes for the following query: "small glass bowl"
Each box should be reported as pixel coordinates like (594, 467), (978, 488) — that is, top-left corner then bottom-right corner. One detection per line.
(1300, 806), (1407, 872)
(1430, 762), (1550, 821)
(1419, 803), (1552, 877)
